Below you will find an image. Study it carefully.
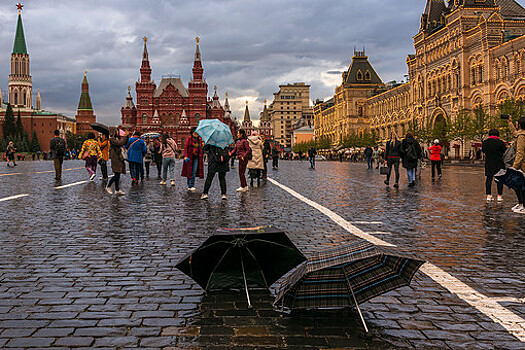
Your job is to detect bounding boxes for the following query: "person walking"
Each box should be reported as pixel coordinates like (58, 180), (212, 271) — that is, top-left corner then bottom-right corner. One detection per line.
(482, 129), (506, 202)
(247, 131), (264, 187)
(201, 145), (230, 200)
(384, 133), (402, 188)
(364, 145), (373, 169)
(231, 129), (251, 192)
(372, 146), (380, 169)
(401, 132), (422, 187)
(49, 130), (66, 180)
(78, 132), (102, 180)
(5, 141), (16, 167)
(262, 137), (271, 179)
(97, 133), (110, 181)
(143, 137), (154, 179)
(271, 143), (279, 170)
(428, 139), (442, 181)
(106, 128), (129, 195)
(126, 131), (147, 186)
(152, 138), (163, 179)
(182, 127), (204, 191)
(160, 134), (178, 186)
(508, 117), (525, 213)
(308, 146), (317, 169)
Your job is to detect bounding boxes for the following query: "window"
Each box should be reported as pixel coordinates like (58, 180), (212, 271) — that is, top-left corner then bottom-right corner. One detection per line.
(195, 113), (200, 122)
(365, 70), (371, 80)
(142, 113), (147, 124)
(357, 70), (363, 81)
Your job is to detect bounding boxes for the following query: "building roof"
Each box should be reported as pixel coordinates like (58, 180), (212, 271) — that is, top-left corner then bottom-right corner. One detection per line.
(294, 125), (314, 132)
(343, 52), (382, 85)
(154, 77), (189, 98)
(423, 0), (446, 25)
(496, 0), (525, 20)
(13, 13), (27, 54)
(78, 74), (93, 111)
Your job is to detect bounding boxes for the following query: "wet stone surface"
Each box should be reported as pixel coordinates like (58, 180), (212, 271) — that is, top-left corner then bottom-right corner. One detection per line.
(0, 159), (524, 349)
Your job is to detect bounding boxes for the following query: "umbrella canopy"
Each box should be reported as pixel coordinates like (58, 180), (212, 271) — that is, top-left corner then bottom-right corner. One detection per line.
(141, 132), (161, 139)
(495, 168), (525, 191)
(195, 119), (234, 149)
(273, 240), (424, 312)
(176, 226), (306, 308)
(90, 123), (109, 136)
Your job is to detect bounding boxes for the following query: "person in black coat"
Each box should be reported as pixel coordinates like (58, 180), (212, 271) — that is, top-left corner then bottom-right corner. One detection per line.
(482, 128), (506, 201)
(401, 133), (422, 187)
(384, 134), (403, 188)
(201, 144), (230, 200)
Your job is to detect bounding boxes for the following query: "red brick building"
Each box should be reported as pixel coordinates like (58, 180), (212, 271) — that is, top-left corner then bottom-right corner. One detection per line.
(121, 37), (237, 148)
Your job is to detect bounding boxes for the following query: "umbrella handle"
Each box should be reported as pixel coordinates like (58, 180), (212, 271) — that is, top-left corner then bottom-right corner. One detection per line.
(343, 269), (369, 333)
(239, 249), (252, 309)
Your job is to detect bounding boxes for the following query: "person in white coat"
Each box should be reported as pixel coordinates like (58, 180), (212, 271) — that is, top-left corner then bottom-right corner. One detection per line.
(247, 131), (264, 187)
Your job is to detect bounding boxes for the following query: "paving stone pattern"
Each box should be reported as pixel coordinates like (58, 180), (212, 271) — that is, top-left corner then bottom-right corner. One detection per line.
(0, 160), (523, 349)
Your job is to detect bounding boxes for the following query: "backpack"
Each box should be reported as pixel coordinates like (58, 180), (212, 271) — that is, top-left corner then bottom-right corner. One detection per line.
(55, 138), (66, 156)
(405, 142), (419, 162)
(216, 147), (230, 163)
(504, 144), (516, 168)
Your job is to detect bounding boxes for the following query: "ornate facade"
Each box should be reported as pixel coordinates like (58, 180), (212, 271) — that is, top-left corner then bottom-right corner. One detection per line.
(315, 0), (525, 155)
(121, 38), (236, 148)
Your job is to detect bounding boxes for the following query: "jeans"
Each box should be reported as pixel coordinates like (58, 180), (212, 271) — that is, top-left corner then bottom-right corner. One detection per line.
(187, 157), (199, 188)
(129, 161), (141, 181)
(272, 156), (279, 169)
(99, 159), (108, 179)
(366, 156), (372, 169)
(155, 157), (162, 177)
(139, 163), (144, 180)
(309, 156), (315, 168)
(85, 156), (97, 176)
(53, 157), (63, 179)
(144, 161), (151, 177)
(238, 159), (248, 187)
(407, 168), (416, 183)
(162, 157), (175, 181)
(107, 172), (121, 191)
(431, 160), (442, 179)
(203, 171), (227, 195)
(486, 175), (503, 195)
(386, 158), (400, 184)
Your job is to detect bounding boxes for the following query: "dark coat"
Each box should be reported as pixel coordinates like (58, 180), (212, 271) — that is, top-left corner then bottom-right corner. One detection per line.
(482, 137), (506, 176)
(109, 136), (129, 174)
(263, 140), (271, 160)
(385, 140), (402, 158)
(271, 145), (280, 158)
(204, 145), (230, 173)
(181, 136), (204, 178)
(401, 137), (422, 169)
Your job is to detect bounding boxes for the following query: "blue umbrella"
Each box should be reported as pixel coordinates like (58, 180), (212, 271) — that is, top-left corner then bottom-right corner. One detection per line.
(495, 168), (525, 191)
(141, 132), (161, 139)
(196, 119), (234, 149)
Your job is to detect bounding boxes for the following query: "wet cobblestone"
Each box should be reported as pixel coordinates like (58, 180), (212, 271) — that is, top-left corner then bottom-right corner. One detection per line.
(0, 160), (523, 348)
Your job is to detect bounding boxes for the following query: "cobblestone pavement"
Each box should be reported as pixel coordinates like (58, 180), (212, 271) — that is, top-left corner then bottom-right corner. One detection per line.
(0, 159), (524, 349)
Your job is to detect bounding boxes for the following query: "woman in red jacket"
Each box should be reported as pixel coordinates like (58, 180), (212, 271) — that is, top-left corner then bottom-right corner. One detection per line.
(181, 127), (204, 191)
(230, 129), (251, 192)
(428, 139), (442, 180)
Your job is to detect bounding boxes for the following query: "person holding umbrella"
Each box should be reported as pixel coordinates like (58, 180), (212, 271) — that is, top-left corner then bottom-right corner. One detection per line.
(106, 128), (129, 195)
(201, 145), (230, 200)
(182, 127), (204, 191)
(97, 133), (110, 181)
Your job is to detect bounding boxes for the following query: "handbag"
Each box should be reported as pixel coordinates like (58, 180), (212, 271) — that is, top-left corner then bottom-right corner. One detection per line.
(379, 165), (389, 175)
(122, 139), (140, 161)
(81, 143), (93, 160)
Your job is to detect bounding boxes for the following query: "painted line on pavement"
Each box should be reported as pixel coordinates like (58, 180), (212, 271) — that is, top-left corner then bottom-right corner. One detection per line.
(353, 221), (384, 225)
(54, 180), (89, 189)
(0, 166), (84, 177)
(0, 194), (29, 202)
(368, 231), (392, 235)
(268, 177), (525, 342)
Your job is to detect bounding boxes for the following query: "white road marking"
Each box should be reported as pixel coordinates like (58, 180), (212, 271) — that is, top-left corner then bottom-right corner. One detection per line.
(353, 221), (384, 225)
(0, 194), (29, 202)
(268, 177), (525, 342)
(54, 180), (89, 189)
(0, 166), (84, 177)
(368, 231), (392, 235)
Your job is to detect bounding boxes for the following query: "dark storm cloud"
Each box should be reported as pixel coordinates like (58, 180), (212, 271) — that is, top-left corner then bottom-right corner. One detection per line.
(0, 0), (425, 125)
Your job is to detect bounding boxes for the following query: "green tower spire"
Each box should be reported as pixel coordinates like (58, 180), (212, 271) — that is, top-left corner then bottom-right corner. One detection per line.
(78, 71), (93, 110)
(13, 12), (27, 54)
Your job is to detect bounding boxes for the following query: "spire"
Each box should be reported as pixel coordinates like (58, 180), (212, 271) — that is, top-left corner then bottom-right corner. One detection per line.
(142, 37), (149, 61)
(13, 5), (27, 54)
(192, 36), (204, 81)
(36, 90), (41, 110)
(180, 109), (189, 124)
(78, 71), (93, 110)
(243, 100), (251, 123)
(140, 37), (152, 83)
(260, 100), (270, 122)
(224, 92), (231, 112)
(124, 86), (135, 109)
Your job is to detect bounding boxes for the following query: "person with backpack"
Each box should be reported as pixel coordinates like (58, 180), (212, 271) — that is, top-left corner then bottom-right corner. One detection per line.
(401, 132), (422, 187)
(428, 139), (443, 181)
(49, 130), (66, 180)
(201, 144), (230, 200)
(384, 133), (402, 188)
(5, 141), (16, 167)
(482, 129), (506, 202)
(106, 128), (129, 195)
(78, 132), (103, 181)
(97, 133), (110, 181)
(230, 129), (251, 192)
(125, 131), (147, 186)
(182, 127), (204, 191)
(160, 133), (179, 186)
(508, 117), (525, 213)
(143, 137), (154, 179)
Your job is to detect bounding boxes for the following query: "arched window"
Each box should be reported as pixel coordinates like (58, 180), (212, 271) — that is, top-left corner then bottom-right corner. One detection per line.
(142, 113), (148, 124)
(168, 113), (173, 124)
(478, 64), (483, 83)
(22, 92), (26, 106)
(14, 92), (18, 105)
(365, 70), (371, 81)
(356, 70), (363, 81)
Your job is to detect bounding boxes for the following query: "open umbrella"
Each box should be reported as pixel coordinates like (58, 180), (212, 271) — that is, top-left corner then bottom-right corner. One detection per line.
(495, 168), (525, 191)
(141, 132), (161, 139)
(176, 226), (306, 308)
(90, 123), (109, 136)
(195, 119), (234, 149)
(273, 240), (424, 332)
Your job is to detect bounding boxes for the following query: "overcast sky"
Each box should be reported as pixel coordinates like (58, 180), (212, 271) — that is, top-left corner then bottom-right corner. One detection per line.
(0, 0), (438, 125)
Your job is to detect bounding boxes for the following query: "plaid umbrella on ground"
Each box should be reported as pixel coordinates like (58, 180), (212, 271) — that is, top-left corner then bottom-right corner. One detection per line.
(273, 240), (425, 332)
(495, 168), (525, 191)
(176, 226), (306, 308)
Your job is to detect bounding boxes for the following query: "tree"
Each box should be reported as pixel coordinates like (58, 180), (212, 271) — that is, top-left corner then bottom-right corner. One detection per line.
(65, 131), (86, 151)
(2, 104), (16, 139)
(315, 137), (331, 150)
(497, 98), (524, 142)
(15, 110), (23, 137)
(30, 130), (40, 152)
(448, 109), (472, 158)
(407, 119), (432, 144)
(470, 105), (496, 142)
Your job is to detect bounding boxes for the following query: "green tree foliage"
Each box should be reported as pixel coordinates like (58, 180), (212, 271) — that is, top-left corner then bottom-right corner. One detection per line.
(292, 136), (332, 153)
(342, 130), (378, 148)
(497, 98), (524, 142)
(407, 119), (432, 144)
(15, 110), (23, 137)
(2, 104), (16, 139)
(30, 130), (40, 152)
(65, 131), (86, 151)
(470, 105), (497, 142)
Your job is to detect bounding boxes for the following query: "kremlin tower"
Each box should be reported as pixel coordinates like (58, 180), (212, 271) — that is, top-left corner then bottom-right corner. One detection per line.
(75, 72), (96, 135)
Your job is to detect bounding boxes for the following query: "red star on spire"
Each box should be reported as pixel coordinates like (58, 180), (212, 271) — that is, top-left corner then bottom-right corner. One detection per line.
(16, 3), (23, 11)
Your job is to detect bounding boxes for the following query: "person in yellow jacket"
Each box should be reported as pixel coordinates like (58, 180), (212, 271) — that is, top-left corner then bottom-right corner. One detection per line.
(97, 134), (110, 180)
(79, 132), (103, 181)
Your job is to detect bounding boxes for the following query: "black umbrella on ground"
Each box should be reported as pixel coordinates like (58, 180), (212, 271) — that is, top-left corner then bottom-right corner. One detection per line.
(90, 123), (109, 136)
(176, 226), (306, 308)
